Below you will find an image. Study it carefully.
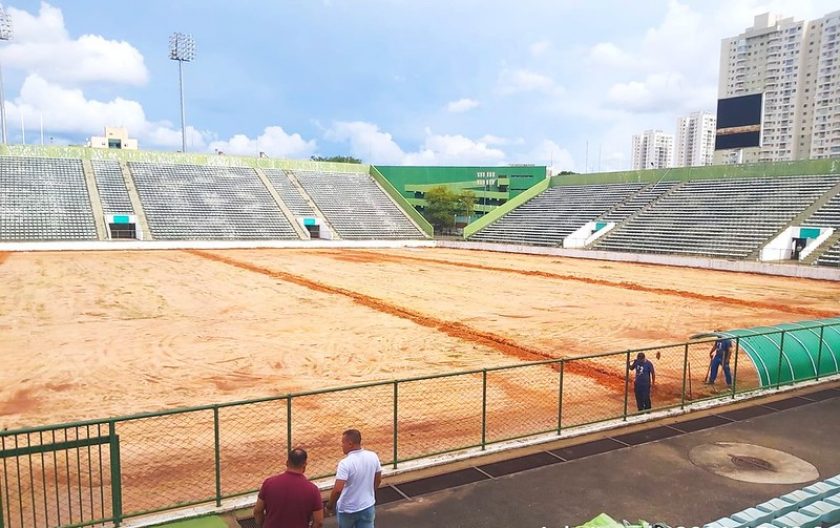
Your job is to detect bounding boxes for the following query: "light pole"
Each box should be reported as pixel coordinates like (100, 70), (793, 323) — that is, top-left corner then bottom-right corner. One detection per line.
(169, 32), (196, 153)
(0, 6), (12, 145)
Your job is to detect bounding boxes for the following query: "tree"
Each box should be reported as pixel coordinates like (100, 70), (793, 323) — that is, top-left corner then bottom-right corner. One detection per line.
(422, 186), (476, 234)
(310, 155), (363, 164)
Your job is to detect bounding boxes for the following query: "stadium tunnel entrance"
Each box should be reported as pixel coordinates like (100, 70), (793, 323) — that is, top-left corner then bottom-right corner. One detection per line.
(693, 317), (840, 387)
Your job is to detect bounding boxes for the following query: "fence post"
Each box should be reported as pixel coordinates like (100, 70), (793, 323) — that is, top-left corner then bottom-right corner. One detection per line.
(213, 407), (222, 507)
(286, 395), (293, 456)
(0, 459), (4, 528)
(776, 331), (786, 389)
(481, 369), (487, 450)
(108, 422), (122, 527)
(557, 361), (565, 435)
(681, 344), (688, 409)
(623, 351), (630, 420)
(731, 337), (740, 399)
(392, 381), (398, 469)
(816, 326), (825, 381)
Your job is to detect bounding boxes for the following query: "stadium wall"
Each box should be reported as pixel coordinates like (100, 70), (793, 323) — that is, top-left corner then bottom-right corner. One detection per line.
(0, 145), (370, 173)
(369, 165), (434, 237)
(462, 177), (550, 238)
(551, 158), (840, 186)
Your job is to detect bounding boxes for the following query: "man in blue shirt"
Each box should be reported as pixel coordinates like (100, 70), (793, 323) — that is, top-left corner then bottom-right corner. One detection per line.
(629, 352), (655, 412)
(707, 334), (733, 387)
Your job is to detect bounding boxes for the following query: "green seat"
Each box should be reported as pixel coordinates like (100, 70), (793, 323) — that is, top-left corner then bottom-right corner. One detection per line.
(771, 510), (820, 528)
(731, 507), (775, 526)
(801, 500), (840, 525)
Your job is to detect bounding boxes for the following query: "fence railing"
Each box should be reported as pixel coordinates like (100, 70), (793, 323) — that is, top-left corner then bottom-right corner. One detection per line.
(1, 322), (838, 528)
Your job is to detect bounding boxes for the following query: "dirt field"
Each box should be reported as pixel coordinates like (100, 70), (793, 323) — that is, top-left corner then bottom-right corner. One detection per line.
(1, 247), (838, 516)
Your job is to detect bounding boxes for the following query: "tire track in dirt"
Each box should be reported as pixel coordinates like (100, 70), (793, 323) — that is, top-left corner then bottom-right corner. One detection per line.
(186, 249), (626, 393)
(341, 250), (837, 319)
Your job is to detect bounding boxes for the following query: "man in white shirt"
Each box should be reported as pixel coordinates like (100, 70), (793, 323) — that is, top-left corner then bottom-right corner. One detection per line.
(326, 429), (382, 528)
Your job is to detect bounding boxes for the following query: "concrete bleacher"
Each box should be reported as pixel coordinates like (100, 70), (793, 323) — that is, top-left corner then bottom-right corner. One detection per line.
(802, 191), (840, 267)
(0, 156), (97, 240)
(292, 170), (424, 239)
(593, 175), (840, 259)
(706, 474), (840, 528)
(262, 168), (316, 216)
(599, 180), (679, 222)
(469, 182), (646, 246)
(91, 159), (133, 215)
(128, 162), (299, 240)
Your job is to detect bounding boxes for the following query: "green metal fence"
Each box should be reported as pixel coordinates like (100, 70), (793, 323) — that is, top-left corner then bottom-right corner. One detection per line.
(1, 321), (838, 528)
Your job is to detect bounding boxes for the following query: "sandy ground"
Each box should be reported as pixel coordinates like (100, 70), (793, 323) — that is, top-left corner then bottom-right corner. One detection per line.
(0, 248), (837, 517)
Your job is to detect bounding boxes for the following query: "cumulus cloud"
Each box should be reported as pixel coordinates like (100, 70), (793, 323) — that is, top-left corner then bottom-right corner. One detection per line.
(325, 121), (506, 166)
(497, 68), (564, 96)
(519, 140), (575, 175)
(479, 134), (525, 146)
(446, 98), (480, 113)
(209, 127), (317, 158)
(8, 74), (205, 149)
(588, 42), (638, 69)
(1, 3), (148, 86)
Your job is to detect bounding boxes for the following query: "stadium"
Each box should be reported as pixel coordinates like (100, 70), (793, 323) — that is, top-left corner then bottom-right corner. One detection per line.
(0, 142), (838, 528)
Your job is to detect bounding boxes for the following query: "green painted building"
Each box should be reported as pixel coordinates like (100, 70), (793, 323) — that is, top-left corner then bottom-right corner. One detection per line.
(375, 165), (547, 220)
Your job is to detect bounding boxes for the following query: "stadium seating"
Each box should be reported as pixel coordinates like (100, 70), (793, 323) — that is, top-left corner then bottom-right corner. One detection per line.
(292, 170), (425, 239)
(593, 175), (840, 258)
(705, 473), (840, 528)
(261, 168), (317, 216)
(817, 241), (840, 267)
(0, 156), (97, 240)
(128, 162), (299, 240)
(469, 182), (647, 246)
(801, 190), (840, 267)
(599, 180), (680, 222)
(91, 160), (134, 215)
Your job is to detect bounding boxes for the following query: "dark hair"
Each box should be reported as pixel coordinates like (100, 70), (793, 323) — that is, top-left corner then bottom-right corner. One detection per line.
(288, 448), (308, 468)
(637, 353), (645, 360)
(343, 429), (362, 445)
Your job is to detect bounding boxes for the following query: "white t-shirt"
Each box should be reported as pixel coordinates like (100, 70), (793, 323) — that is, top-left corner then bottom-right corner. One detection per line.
(335, 449), (382, 513)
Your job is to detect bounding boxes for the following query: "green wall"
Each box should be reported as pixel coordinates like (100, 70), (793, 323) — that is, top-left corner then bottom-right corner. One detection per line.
(376, 165), (546, 201)
(551, 158), (840, 187)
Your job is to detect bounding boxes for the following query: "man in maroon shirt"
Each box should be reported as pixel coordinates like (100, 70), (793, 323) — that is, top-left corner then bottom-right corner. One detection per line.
(254, 448), (324, 528)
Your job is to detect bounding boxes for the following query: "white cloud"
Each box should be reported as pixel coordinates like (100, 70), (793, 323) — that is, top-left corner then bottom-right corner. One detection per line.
(403, 131), (506, 165)
(588, 42), (638, 69)
(606, 72), (717, 114)
(479, 134), (525, 146)
(325, 121), (507, 166)
(529, 40), (551, 56)
(446, 98), (480, 113)
(497, 68), (564, 96)
(209, 127), (317, 158)
(519, 140), (575, 175)
(2, 3), (148, 86)
(8, 74), (205, 149)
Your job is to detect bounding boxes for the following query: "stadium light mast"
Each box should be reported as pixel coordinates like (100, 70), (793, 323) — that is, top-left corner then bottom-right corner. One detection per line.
(169, 32), (196, 153)
(0, 6), (13, 145)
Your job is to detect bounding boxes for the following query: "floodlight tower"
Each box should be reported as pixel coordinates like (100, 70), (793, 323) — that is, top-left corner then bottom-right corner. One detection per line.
(169, 32), (196, 152)
(0, 6), (13, 145)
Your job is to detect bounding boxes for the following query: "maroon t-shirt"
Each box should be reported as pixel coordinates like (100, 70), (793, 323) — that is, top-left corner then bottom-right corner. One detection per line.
(258, 472), (323, 528)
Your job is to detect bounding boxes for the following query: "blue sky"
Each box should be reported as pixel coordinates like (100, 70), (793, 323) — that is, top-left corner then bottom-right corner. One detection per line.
(1, 0), (836, 171)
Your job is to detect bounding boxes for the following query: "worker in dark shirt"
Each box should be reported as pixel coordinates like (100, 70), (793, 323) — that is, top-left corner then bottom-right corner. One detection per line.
(629, 352), (656, 412)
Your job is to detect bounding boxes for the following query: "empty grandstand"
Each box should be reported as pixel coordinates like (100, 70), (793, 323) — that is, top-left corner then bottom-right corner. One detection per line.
(593, 175), (840, 258)
(262, 168), (317, 216)
(128, 162), (299, 240)
(469, 182), (646, 246)
(91, 159), (134, 216)
(0, 156), (97, 241)
(293, 170), (425, 239)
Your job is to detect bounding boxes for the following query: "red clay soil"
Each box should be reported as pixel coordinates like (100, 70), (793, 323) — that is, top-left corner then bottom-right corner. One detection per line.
(188, 249), (627, 393)
(0, 251), (9, 266)
(345, 250), (836, 319)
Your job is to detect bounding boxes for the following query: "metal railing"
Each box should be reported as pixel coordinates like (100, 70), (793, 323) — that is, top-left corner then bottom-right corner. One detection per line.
(1, 322), (838, 528)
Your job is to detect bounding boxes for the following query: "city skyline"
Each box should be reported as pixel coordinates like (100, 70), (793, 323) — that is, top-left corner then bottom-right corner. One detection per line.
(0, 1), (836, 173)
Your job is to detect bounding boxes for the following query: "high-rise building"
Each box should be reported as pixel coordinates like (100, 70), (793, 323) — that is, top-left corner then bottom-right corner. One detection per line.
(715, 11), (840, 164)
(675, 111), (716, 167)
(632, 130), (673, 170)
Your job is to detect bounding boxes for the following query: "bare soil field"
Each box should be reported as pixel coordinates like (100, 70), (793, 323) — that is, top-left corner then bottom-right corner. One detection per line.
(1, 247), (837, 516)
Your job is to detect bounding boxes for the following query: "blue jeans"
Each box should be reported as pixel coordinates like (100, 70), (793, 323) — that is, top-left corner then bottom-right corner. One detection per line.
(338, 505), (375, 528)
(709, 356), (732, 385)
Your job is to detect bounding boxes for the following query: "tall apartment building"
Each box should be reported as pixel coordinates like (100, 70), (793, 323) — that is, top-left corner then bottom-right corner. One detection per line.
(716, 11), (840, 164)
(632, 130), (674, 170)
(675, 111), (716, 167)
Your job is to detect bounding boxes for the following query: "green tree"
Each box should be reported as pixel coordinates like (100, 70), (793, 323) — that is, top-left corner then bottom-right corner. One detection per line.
(422, 186), (476, 234)
(310, 155), (363, 164)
